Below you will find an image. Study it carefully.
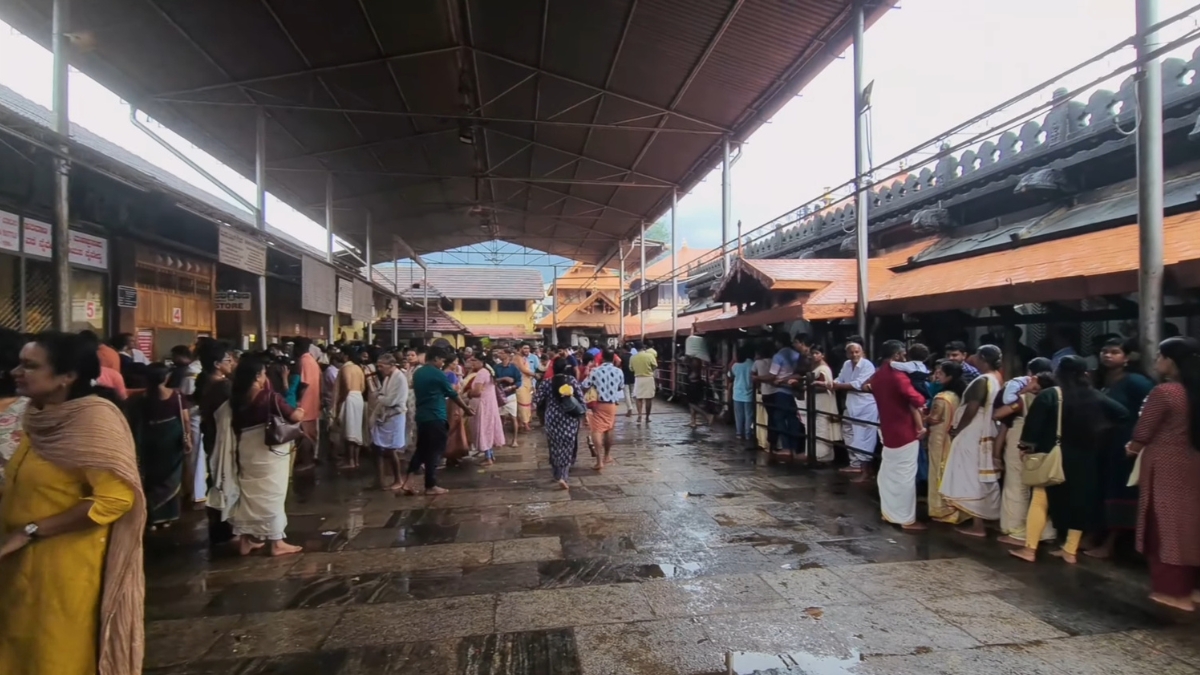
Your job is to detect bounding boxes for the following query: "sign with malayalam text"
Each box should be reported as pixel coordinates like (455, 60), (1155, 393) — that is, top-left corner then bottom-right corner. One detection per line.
(301, 256), (336, 315)
(0, 211), (19, 252)
(337, 278), (354, 315)
(23, 219), (51, 258)
(215, 291), (252, 311)
(137, 330), (153, 358)
(218, 227), (267, 276)
(68, 231), (108, 269)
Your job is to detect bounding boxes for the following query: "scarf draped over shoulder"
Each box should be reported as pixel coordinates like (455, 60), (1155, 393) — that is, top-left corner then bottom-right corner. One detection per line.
(23, 395), (146, 675)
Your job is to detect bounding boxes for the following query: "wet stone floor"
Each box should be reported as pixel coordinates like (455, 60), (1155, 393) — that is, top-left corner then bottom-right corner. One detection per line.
(145, 405), (1200, 675)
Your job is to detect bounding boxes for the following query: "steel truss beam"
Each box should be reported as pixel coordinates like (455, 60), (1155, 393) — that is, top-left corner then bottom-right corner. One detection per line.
(268, 126), (457, 166)
(152, 99), (723, 134)
(153, 46), (462, 98)
(152, 42), (728, 133)
(485, 127), (675, 185)
(269, 166), (671, 188)
(556, 0), (639, 243)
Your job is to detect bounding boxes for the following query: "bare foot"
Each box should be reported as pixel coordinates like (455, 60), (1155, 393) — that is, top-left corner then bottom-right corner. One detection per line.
(482, 459), (495, 467)
(1009, 547), (1037, 562)
(425, 486), (449, 496)
(839, 467), (863, 475)
(958, 525), (987, 538)
(901, 522), (928, 531)
(557, 479), (570, 490)
(237, 536), (264, 556)
(996, 535), (1026, 547)
(849, 473), (873, 484)
(386, 482), (406, 492)
(1083, 547), (1112, 559)
(269, 541), (303, 556)
(604, 456), (616, 465)
(1049, 549), (1078, 564)
(593, 463), (604, 472)
(336, 462), (354, 470)
(1150, 593), (1196, 612)
(509, 441), (519, 448)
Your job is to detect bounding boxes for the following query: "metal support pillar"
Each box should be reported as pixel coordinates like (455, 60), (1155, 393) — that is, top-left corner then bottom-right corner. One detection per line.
(639, 222), (647, 343)
(721, 136), (732, 276)
(618, 242), (626, 341)
(254, 106), (269, 347)
(852, 2), (870, 345)
(423, 267), (429, 343)
(670, 188), (679, 396)
(365, 212), (373, 344)
(391, 239), (399, 347)
(325, 173), (335, 343)
(50, 0), (71, 331)
(550, 267), (559, 346)
(1136, 0), (1164, 364)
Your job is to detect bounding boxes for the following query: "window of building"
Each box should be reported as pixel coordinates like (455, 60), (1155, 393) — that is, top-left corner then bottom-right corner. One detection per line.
(497, 299), (526, 313)
(461, 298), (491, 312)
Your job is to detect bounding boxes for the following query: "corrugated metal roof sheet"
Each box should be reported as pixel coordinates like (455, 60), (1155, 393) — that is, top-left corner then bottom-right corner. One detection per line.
(374, 264), (544, 300)
(0, 0), (887, 264)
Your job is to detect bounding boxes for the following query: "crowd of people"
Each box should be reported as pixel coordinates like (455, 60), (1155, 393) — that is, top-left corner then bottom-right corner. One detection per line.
(730, 330), (1200, 612)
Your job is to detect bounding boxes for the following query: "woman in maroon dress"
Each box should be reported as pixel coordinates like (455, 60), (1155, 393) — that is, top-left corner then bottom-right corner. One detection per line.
(1130, 336), (1200, 611)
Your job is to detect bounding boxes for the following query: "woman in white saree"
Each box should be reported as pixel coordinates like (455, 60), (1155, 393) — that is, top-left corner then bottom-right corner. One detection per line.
(827, 342), (877, 480)
(208, 356), (305, 556)
(940, 344), (1004, 537)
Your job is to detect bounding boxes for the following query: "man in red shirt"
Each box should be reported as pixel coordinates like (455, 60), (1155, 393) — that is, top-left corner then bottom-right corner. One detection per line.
(871, 339), (928, 531)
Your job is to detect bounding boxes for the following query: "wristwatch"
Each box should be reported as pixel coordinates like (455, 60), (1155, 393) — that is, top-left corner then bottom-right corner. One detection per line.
(23, 523), (38, 538)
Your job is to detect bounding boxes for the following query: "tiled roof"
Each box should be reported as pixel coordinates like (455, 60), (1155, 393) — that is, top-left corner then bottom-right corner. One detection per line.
(873, 214), (1200, 313)
(465, 325), (542, 340)
(374, 265), (544, 301)
(803, 239), (936, 320)
(373, 307), (467, 334)
(537, 291), (621, 329)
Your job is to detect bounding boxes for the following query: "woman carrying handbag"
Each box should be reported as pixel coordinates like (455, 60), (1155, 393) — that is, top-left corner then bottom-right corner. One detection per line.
(1011, 356), (1127, 564)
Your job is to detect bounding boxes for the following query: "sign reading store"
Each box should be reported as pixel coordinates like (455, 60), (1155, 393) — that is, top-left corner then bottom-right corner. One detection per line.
(0, 210), (108, 269)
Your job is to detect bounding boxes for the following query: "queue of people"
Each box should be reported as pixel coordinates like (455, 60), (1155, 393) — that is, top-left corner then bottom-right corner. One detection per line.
(771, 331), (1200, 613)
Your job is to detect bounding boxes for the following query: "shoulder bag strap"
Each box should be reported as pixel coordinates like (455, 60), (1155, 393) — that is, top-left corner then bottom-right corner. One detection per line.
(1053, 386), (1063, 446)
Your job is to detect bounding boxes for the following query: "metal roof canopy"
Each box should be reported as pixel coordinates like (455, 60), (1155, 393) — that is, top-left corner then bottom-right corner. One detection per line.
(2, 0), (890, 266)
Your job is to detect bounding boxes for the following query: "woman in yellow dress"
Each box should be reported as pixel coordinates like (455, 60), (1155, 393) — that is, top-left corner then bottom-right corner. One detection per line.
(926, 360), (965, 522)
(0, 331), (145, 675)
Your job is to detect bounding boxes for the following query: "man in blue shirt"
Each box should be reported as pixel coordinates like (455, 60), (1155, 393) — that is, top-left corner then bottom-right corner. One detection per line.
(494, 349), (523, 447)
(397, 346), (473, 496)
(944, 341), (980, 382)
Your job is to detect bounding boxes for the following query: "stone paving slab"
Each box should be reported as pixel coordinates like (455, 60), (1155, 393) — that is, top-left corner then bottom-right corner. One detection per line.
(140, 404), (1200, 674)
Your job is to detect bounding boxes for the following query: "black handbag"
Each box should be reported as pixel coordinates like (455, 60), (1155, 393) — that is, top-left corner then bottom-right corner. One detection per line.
(266, 393), (304, 447)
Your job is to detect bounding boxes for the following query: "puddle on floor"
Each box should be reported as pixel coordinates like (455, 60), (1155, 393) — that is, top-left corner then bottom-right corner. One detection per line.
(726, 649), (863, 674)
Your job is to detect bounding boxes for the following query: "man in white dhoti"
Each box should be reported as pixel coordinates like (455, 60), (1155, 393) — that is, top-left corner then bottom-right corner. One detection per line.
(371, 353), (409, 490)
(334, 351), (367, 470)
(826, 342), (878, 482)
(871, 340), (929, 530)
(940, 345), (1004, 537)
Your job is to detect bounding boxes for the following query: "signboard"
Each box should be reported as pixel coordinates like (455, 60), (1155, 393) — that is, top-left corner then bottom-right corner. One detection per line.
(116, 285), (138, 309)
(337, 278), (354, 315)
(218, 227), (267, 276)
(0, 211), (18, 252)
(23, 219), (51, 258)
(68, 231), (107, 269)
(171, 307), (183, 324)
(137, 330), (154, 358)
(301, 256), (336, 315)
(352, 279), (374, 322)
(214, 291), (252, 311)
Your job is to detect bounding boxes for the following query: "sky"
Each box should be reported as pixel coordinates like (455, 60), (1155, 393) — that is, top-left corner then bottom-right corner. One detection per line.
(1, 0), (1198, 281)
